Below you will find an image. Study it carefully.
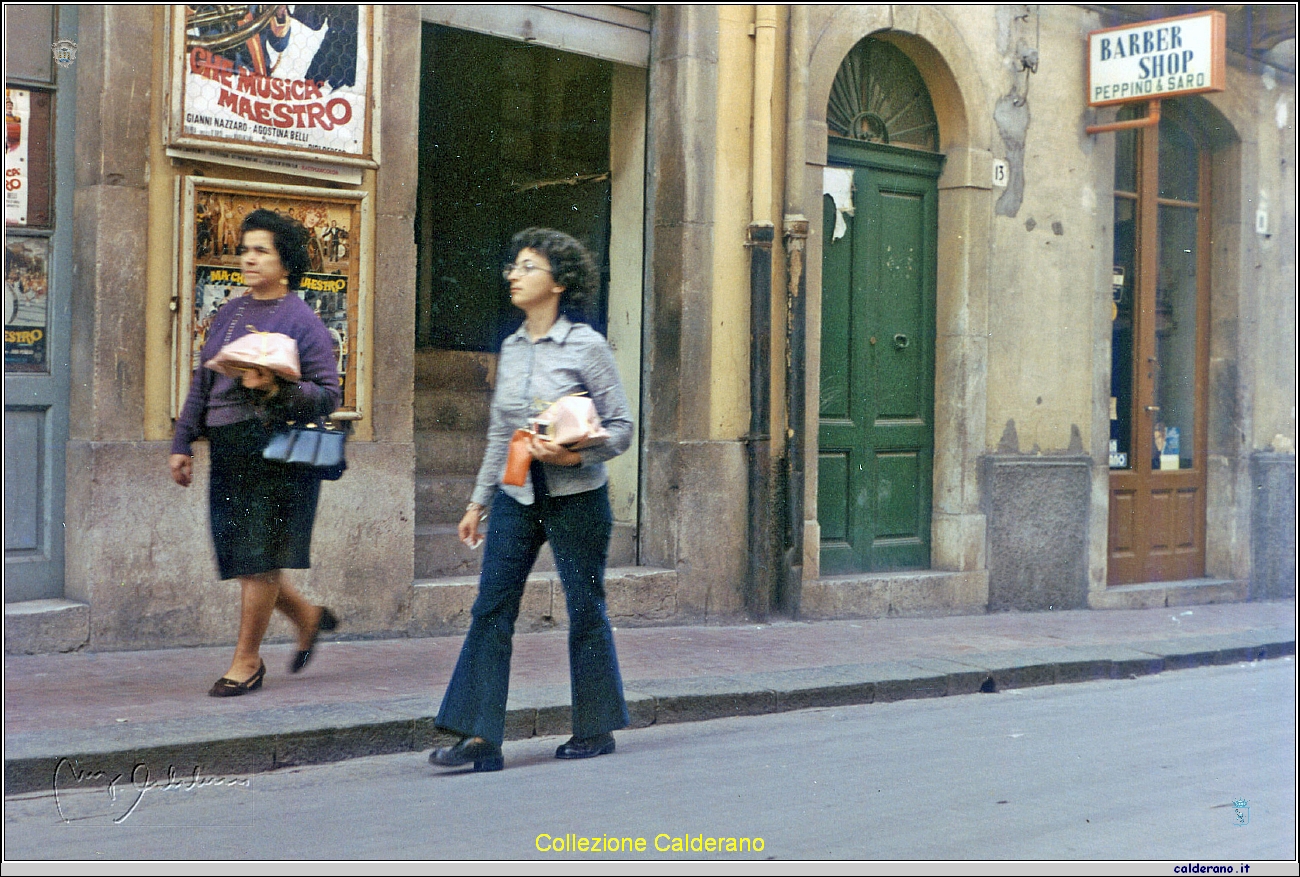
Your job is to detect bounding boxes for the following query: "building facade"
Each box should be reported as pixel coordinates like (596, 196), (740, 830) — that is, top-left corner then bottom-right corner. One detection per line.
(4, 5), (1295, 653)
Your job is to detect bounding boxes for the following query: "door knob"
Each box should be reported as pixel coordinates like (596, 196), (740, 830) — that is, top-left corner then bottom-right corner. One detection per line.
(893, 334), (909, 349)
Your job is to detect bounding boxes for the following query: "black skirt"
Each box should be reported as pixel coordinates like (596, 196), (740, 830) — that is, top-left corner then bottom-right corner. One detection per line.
(207, 419), (322, 580)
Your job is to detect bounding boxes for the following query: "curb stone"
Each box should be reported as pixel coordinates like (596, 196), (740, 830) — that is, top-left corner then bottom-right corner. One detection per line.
(5, 630), (1293, 796)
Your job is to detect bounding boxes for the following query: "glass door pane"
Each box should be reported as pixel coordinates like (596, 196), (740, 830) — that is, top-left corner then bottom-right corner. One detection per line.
(1150, 204), (1198, 470)
(1110, 196), (1136, 469)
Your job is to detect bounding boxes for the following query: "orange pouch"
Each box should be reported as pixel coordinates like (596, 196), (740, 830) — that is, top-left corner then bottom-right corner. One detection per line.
(503, 429), (532, 486)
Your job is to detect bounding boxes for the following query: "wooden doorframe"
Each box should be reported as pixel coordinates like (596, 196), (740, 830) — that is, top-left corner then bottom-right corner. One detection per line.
(1107, 110), (1212, 585)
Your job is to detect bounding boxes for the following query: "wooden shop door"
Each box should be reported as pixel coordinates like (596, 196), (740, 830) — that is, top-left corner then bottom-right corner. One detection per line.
(1107, 106), (1210, 584)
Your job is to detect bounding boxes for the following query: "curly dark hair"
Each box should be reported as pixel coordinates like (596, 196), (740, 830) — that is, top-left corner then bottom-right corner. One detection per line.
(507, 227), (598, 322)
(240, 209), (312, 289)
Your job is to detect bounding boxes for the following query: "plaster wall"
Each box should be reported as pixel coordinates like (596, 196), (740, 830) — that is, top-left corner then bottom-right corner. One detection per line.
(606, 64), (649, 527)
(985, 5), (1110, 457)
(711, 6), (756, 441)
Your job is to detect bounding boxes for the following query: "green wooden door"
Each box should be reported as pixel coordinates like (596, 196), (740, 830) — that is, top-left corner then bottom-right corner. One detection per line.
(819, 142), (941, 574)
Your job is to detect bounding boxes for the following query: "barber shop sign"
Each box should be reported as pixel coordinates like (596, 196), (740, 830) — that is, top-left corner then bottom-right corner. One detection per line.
(1088, 10), (1226, 107)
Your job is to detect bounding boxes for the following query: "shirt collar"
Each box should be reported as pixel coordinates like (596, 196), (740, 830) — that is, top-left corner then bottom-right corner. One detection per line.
(506, 314), (576, 346)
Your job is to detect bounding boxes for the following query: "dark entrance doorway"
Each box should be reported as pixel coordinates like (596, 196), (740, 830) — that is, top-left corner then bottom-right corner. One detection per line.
(412, 23), (621, 581)
(415, 24), (613, 350)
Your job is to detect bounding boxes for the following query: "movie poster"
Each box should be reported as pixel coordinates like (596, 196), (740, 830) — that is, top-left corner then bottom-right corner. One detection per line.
(5, 88), (30, 226)
(182, 182), (363, 413)
(173, 5), (372, 162)
(5, 236), (49, 372)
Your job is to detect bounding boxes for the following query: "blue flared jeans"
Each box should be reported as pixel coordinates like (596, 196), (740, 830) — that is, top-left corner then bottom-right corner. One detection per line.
(435, 479), (629, 747)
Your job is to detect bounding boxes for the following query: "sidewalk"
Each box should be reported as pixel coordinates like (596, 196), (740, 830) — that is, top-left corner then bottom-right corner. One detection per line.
(5, 599), (1294, 794)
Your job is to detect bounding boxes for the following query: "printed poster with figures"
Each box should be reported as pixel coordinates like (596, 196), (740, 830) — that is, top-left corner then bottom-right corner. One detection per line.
(177, 178), (368, 417)
(168, 5), (375, 165)
(5, 88), (30, 225)
(5, 236), (50, 372)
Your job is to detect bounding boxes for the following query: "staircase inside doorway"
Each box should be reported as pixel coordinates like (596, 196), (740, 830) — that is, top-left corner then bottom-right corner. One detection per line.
(410, 349), (677, 635)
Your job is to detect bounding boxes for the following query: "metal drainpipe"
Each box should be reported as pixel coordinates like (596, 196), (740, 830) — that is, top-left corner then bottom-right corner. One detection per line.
(780, 5), (809, 617)
(746, 223), (774, 619)
(745, 5), (778, 618)
(781, 217), (808, 617)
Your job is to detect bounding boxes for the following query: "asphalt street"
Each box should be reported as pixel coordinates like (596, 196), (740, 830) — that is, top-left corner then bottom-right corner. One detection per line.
(4, 658), (1294, 864)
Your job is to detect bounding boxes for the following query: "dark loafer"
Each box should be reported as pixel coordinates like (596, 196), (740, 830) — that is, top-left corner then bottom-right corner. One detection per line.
(290, 607), (339, 674)
(555, 733), (615, 759)
(429, 736), (504, 772)
(209, 661), (266, 697)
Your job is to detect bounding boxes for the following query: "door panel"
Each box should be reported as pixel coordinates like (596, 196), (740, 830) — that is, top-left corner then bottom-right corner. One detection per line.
(819, 144), (939, 575)
(817, 452), (851, 543)
(1107, 109), (1208, 585)
(1109, 487), (1136, 555)
(4, 409), (45, 553)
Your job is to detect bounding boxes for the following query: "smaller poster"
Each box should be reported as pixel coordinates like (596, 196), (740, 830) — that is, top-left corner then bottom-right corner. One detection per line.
(5, 89), (30, 226)
(5, 236), (50, 372)
(190, 264), (351, 380)
(178, 179), (367, 416)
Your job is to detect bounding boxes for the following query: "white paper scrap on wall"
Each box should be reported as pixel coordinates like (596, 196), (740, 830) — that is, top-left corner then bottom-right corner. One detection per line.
(823, 166), (855, 241)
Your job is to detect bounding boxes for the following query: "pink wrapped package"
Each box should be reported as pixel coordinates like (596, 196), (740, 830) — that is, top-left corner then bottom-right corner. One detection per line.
(535, 394), (610, 449)
(204, 331), (301, 381)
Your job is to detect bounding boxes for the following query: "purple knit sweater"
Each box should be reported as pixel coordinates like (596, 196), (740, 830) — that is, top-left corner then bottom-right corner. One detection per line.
(171, 292), (342, 456)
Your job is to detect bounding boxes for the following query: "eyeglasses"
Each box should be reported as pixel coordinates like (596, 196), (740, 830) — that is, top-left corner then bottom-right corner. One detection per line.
(502, 260), (553, 281)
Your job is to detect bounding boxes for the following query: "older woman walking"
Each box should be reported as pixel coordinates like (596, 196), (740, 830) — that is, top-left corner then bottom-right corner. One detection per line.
(170, 208), (342, 696)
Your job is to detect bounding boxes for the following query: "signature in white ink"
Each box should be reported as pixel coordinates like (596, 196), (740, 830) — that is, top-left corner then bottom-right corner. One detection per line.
(53, 757), (250, 824)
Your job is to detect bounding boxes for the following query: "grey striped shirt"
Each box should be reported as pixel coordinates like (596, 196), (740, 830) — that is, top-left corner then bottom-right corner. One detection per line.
(471, 316), (633, 508)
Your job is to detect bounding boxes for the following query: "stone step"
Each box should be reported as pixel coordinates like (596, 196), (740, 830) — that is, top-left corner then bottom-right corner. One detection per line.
(416, 430), (488, 474)
(4, 599), (90, 655)
(414, 524), (557, 579)
(410, 566), (680, 636)
(414, 348), (497, 389)
(799, 570), (989, 620)
(414, 388), (492, 433)
(416, 474), (479, 525)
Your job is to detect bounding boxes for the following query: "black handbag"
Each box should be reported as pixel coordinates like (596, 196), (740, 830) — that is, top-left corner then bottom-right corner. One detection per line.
(263, 421), (348, 480)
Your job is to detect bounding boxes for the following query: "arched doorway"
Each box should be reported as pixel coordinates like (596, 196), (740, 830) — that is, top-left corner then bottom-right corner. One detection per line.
(818, 37), (944, 575)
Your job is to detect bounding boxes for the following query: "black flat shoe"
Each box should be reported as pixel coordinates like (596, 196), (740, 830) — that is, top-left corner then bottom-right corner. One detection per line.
(555, 733), (615, 759)
(290, 607), (339, 674)
(209, 661), (265, 697)
(429, 736), (503, 772)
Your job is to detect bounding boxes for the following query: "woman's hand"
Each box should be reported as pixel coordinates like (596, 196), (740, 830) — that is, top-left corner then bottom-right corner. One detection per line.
(239, 365), (279, 396)
(169, 454), (193, 487)
(529, 434), (582, 467)
(458, 506), (485, 549)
